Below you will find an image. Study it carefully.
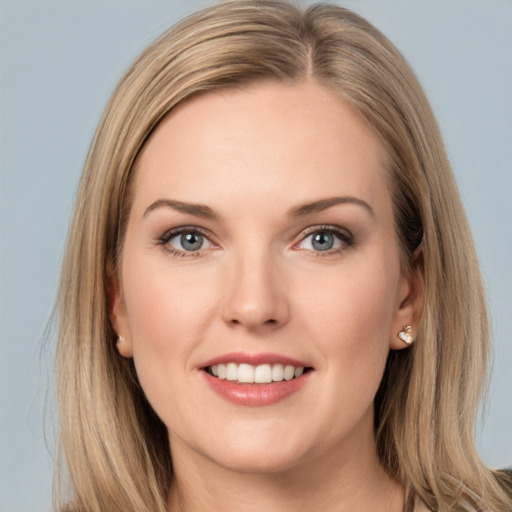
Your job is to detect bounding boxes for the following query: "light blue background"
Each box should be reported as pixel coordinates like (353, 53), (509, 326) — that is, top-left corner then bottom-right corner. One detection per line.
(1, 1), (511, 511)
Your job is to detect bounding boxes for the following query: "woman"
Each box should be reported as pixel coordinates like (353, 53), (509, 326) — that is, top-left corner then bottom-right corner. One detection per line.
(54, 1), (512, 511)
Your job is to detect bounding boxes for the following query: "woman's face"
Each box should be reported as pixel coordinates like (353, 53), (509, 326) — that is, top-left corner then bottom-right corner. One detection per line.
(111, 79), (416, 474)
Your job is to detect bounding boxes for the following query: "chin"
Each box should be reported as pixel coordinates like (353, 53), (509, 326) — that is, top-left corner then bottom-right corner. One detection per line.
(206, 443), (308, 475)
(181, 419), (314, 475)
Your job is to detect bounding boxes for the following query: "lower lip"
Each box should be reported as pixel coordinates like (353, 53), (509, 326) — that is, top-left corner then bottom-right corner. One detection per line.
(202, 371), (312, 406)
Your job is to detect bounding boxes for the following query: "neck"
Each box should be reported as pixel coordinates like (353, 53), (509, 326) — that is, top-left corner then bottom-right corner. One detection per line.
(166, 414), (404, 512)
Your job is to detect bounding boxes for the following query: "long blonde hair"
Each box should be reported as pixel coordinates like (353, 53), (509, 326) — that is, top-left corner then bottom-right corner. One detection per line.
(54, 1), (511, 511)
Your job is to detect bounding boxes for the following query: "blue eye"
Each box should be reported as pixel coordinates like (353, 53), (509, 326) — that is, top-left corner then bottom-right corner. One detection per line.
(298, 227), (352, 253)
(310, 232), (335, 251)
(162, 229), (213, 253)
(177, 232), (204, 251)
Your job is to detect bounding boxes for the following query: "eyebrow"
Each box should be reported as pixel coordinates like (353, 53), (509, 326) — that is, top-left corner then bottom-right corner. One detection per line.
(288, 196), (375, 218)
(143, 196), (374, 221)
(144, 199), (218, 220)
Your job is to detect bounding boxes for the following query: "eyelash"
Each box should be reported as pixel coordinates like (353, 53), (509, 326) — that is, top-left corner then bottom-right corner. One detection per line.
(295, 225), (354, 257)
(156, 224), (354, 259)
(157, 226), (214, 259)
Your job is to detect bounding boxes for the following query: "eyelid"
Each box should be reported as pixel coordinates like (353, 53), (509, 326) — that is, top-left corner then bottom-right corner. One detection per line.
(156, 223), (353, 258)
(293, 224), (354, 254)
(299, 224), (352, 238)
(157, 225), (218, 256)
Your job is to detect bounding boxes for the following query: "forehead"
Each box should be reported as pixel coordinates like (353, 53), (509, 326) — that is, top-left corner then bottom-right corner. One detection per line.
(132, 79), (390, 216)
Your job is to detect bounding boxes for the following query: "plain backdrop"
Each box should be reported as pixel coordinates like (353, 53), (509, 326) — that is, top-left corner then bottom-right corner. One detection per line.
(1, 1), (511, 511)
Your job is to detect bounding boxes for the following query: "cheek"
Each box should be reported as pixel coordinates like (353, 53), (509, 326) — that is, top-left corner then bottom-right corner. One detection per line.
(295, 252), (399, 380)
(120, 255), (220, 397)
(303, 256), (397, 333)
(124, 255), (214, 334)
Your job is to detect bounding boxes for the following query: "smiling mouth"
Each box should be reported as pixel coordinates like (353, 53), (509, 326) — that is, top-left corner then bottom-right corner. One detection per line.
(204, 363), (313, 384)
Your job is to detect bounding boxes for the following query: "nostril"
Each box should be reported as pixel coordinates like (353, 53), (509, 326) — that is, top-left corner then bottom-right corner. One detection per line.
(228, 317), (278, 328)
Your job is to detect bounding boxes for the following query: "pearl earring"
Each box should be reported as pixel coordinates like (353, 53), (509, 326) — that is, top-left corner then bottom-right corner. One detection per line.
(397, 325), (413, 346)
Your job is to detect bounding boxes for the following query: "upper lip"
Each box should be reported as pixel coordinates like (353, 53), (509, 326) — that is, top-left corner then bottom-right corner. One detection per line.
(200, 352), (313, 369)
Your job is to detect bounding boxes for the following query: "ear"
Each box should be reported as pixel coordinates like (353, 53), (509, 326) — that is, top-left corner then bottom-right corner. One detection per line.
(389, 248), (424, 350)
(106, 258), (133, 358)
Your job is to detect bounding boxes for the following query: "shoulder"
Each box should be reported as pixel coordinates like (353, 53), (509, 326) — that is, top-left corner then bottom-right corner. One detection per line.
(497, 467), (512, 481)
(496, 468), (512, 497)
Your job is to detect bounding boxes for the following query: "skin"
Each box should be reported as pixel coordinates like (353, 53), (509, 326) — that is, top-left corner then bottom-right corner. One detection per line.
(110, 79), (422, 512)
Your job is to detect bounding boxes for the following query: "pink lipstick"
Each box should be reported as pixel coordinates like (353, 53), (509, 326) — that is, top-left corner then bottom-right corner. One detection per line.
(199, 352), (313, 406)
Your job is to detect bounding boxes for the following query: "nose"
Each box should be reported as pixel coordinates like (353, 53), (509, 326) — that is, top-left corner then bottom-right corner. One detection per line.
(221, 246), (290, 332)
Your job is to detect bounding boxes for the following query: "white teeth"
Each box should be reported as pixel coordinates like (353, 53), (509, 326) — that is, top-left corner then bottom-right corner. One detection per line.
(226, 362), (238, 381)
(254, 364), (272, 383)
(238, 363), (254, 383)
(271, 364), (284, 382)
(283, 365), (295, 381)
(209, 363), (306, 383)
